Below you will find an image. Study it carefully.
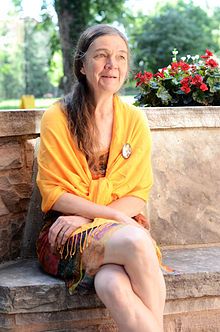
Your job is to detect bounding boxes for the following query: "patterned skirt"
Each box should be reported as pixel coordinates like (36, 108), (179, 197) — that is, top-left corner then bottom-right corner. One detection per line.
(36, 211), (165, 295)
(36, 211), (127, 294)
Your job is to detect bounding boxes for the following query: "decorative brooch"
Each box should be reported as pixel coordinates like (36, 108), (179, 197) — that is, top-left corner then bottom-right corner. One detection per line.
(122, 143), (132, 159)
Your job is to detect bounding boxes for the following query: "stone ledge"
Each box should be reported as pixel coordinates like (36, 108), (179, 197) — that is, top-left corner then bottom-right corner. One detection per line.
(0, 110), (44, 137)
(143, 106), (220, 129)
(0, 247), (219, 315)
(0, 106), (219, 138)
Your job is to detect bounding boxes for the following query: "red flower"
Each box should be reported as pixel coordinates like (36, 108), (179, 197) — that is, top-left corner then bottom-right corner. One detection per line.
(154, 72), (165, 78)
(201, 49), (213, 59)
(180, 76), (192, 94)
(180, 76), (192, 85)
(181, 85), (191, 94)
(171, 62), (179, 71)
(179, 61), (190, 71)
(191, 74), (203, 86)
(200, 83), (208, 91)
(135, 71), (153, 86)
(206, 58), (218, 68)
(135, 72), (142, 79)
(205, 49), (213, 57)
(154, 67), (168, 79)
(144, 71), (153, 80)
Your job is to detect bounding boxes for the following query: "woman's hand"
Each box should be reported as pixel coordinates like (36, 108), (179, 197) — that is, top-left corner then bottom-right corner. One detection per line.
(113, 211), (151, 236)
(48, 215), (91, 250)
(114, 211), (142, 227)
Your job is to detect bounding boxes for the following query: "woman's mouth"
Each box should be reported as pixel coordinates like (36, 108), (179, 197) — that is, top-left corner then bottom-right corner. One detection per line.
(101, 75), (117, 79)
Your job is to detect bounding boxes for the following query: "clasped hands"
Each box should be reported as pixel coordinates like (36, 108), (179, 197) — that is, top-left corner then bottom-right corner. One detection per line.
(48, 211), (148, 250)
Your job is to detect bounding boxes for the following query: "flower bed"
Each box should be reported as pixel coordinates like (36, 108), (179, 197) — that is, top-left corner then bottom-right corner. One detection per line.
(134, 49), (220, 107)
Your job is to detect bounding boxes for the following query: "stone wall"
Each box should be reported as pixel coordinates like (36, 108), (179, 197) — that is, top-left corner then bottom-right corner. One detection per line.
(0, 110), (43, 262)
(0, 106), (219, 262)
(143, 106), (220, 248)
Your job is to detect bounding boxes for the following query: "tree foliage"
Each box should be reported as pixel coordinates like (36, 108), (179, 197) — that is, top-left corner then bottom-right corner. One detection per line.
(23, 18), (54, 97)
(0, 15), (54, 99)
(131, 0), (218, 73)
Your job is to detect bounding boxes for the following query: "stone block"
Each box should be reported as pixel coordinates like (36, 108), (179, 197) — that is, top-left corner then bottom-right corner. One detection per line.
(0, 197), (9, 216)
(165, 296), (220, 315)
(24, 139), (36, 169)
(0, 190), (28, 213)
(0, 246), (220, 331)
(0, 313), (15, 329)
(13, 183), (33, 199)
(143, 106), (220, 129)
(8, 169), (32, 185)
(0, 141), (23, 171)
(15, 308), (111, 325)
(0, 110), (43, 137)
(149, 128), (220, 246)
(164, 309), (220, 332)
(0, 213), (26, 262)
(0, 247), (219, 313)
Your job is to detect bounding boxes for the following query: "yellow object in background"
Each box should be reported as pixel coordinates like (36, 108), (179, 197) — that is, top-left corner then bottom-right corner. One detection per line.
(20, 95), (35, 109)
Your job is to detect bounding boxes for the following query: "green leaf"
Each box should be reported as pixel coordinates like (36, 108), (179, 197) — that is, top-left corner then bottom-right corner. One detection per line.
(192, 90), (213, 105)
(207, 76), (220, 93)
(156, 86), (172, 105)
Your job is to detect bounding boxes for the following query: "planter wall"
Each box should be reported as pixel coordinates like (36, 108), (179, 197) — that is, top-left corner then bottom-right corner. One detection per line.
(143, 106), (220, 247)
(0, 110), (43, 262)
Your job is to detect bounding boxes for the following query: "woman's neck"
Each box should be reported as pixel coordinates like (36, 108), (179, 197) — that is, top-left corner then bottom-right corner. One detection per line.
(93, 94), (115, 117)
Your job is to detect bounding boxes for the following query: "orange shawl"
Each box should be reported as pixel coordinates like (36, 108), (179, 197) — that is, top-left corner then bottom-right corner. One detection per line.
(37, 95), (153, 232)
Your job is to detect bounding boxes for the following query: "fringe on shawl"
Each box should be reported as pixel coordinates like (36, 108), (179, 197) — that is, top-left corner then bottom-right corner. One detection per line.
(58, 222), (173, 274)
(58, 222), (118, 259)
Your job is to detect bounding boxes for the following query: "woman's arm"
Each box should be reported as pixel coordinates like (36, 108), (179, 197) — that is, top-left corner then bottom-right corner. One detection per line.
(52, 192), (126, 221)
(108, 196), (145, 217)
(49, 192), (143, 249)
(53, 192), (145, 219)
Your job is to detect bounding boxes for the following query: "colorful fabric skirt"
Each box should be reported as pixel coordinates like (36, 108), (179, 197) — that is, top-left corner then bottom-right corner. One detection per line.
(36, 211), (126, 294)
(36, 211), (168, 295)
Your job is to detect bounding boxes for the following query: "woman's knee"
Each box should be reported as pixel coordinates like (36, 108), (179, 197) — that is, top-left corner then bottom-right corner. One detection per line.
(118, 227), (157, 261)
(94, 264), (130, 304)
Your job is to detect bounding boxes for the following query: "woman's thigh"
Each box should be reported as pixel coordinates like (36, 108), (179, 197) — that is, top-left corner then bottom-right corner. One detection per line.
(100, 225), (156, 266)
(82, 223), (157, 280)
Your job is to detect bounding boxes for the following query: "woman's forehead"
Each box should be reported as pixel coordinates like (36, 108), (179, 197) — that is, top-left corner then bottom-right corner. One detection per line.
(88, 35), (128, 52)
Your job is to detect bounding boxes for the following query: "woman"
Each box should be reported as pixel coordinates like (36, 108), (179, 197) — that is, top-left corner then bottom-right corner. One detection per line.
(36, 24), (166, 332)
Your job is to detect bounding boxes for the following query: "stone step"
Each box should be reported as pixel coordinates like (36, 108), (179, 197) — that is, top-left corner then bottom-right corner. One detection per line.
(0, 247), (220, 331)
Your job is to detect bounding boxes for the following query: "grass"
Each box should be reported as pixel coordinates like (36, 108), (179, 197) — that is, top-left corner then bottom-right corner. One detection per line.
(0, 98), (59, 110)
(0, 95), (135, 110)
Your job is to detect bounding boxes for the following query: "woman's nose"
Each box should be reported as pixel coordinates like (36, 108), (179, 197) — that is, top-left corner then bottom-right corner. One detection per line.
(105, 56), (117, 69)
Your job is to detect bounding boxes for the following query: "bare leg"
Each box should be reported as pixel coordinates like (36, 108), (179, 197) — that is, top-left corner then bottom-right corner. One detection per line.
(99, 225), (166, 331)
(95, 263), (163, 332)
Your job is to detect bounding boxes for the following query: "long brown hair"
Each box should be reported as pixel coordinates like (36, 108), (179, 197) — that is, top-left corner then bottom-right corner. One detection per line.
(61, 24), (129, 159)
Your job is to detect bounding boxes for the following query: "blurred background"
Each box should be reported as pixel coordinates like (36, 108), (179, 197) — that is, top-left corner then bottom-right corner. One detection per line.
(1, 0), (220, 108)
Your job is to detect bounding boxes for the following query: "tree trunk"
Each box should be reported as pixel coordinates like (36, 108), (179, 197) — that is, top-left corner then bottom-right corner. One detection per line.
(55, 0), (90, 94)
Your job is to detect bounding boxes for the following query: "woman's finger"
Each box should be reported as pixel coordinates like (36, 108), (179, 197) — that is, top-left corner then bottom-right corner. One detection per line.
(56, 225), (71, 247)
(60, 226), (76, 246)
(49, 222), (65, 247)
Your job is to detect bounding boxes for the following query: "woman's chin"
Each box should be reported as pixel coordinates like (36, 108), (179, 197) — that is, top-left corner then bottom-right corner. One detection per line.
(98, 83), (122, 95)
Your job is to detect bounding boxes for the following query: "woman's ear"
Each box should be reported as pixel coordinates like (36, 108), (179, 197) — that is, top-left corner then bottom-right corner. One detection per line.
(80, 64), (86, 75)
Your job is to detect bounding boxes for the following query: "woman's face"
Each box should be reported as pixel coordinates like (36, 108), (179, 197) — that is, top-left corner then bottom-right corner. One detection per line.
(80, 34), (128, 97)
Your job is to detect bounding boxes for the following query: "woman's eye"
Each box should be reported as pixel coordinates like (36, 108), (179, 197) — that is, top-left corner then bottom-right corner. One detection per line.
(118, 55), (126, 60)
(95, 53), (106, 58)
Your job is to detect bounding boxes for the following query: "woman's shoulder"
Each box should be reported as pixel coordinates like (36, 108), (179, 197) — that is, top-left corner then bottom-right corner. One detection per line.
(41, 100), (66, 125)
(42, 100), (63, 117)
